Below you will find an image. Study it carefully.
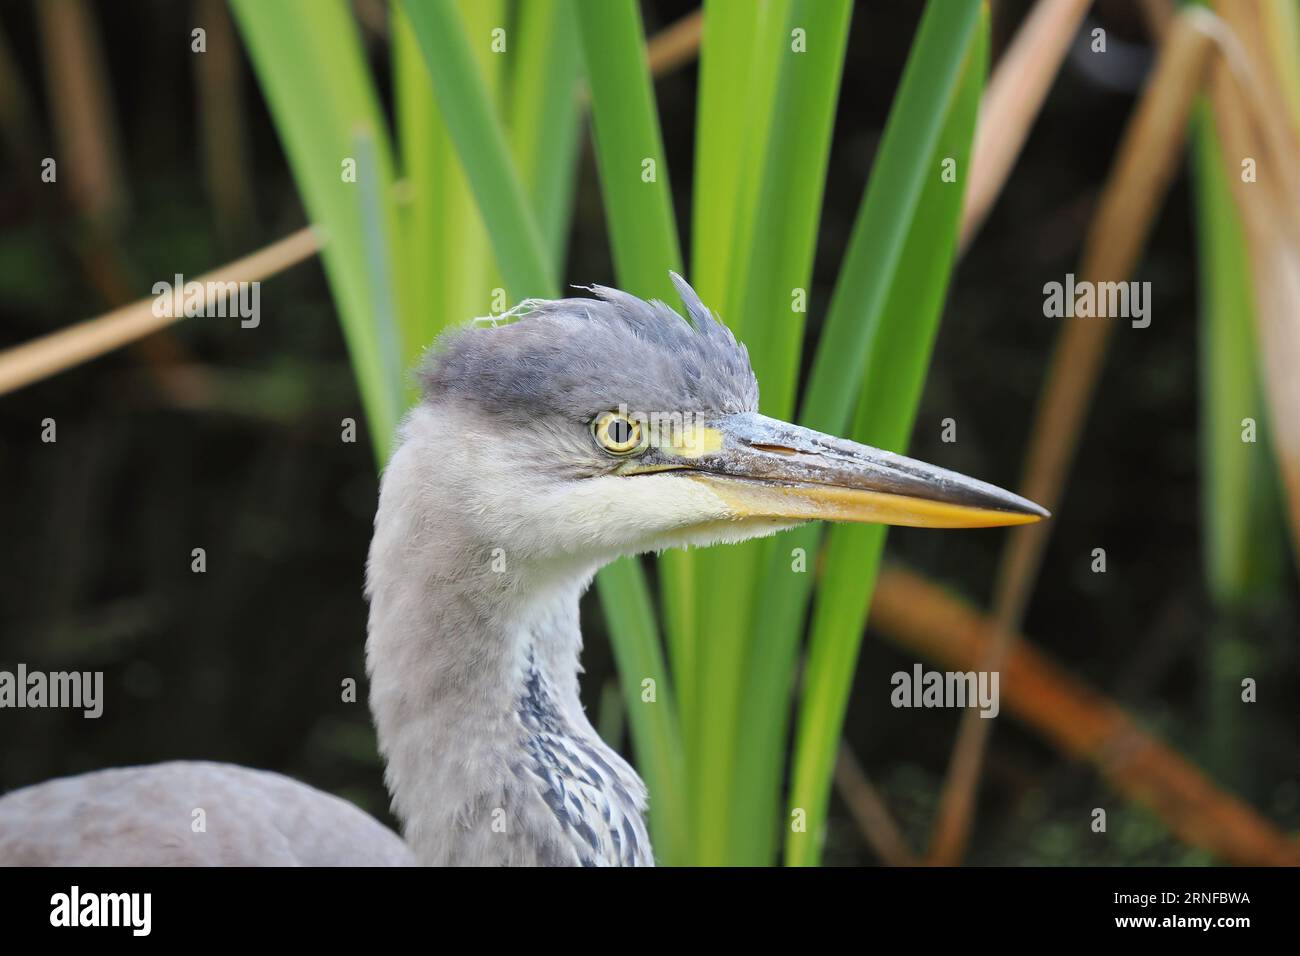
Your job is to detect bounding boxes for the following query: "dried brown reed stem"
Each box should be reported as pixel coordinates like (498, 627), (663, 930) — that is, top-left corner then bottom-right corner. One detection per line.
(960, 0), (1094, 252)
(834, 744), (920, 866)
(35, 0), (128, 227)
(928, 9), (1219, 865)
(194, 0), (255, 247)
(0, 228), (320, 397)
(874, 565), (1300, 866)
(646, 8), (703, 78)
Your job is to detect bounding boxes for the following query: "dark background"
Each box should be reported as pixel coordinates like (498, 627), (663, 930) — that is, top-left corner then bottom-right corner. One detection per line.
(1, 0), (1296, 865)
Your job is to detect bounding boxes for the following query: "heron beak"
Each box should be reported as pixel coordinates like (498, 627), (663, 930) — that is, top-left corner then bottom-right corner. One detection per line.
(637, 411), (1048, 529)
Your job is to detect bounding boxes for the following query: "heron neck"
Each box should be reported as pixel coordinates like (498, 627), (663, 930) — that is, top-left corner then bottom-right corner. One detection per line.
(364, 418), (611, 864)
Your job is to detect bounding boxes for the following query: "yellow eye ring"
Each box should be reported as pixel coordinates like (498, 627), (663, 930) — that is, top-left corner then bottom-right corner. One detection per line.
(592, 411), (645, 456)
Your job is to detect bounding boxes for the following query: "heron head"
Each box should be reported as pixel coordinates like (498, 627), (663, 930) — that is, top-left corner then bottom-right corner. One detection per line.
(411, 274), (1046, 566)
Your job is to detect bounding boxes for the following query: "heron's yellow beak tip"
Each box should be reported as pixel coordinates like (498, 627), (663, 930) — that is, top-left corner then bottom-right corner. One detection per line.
(691, 475), (1048, 530)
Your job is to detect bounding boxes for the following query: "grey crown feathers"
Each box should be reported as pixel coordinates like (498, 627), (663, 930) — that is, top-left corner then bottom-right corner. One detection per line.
(418, 273), (760, 423)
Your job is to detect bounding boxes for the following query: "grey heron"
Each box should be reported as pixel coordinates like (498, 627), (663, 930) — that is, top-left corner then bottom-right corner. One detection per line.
(0, 274), (1045, 866)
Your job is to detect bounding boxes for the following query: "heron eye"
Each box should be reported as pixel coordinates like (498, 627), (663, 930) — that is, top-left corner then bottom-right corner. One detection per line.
(592, 411), (645, 456)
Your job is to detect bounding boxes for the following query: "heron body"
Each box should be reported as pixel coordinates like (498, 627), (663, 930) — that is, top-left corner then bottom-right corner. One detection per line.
(0, 762), (412, 866)
(0, 275), (1046, 866)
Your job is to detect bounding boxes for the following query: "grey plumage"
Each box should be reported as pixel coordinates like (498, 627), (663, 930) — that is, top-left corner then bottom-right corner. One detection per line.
(0, 762), (413, 866)
(420, 272), (759, 424)
(516, 650), (648, 866)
